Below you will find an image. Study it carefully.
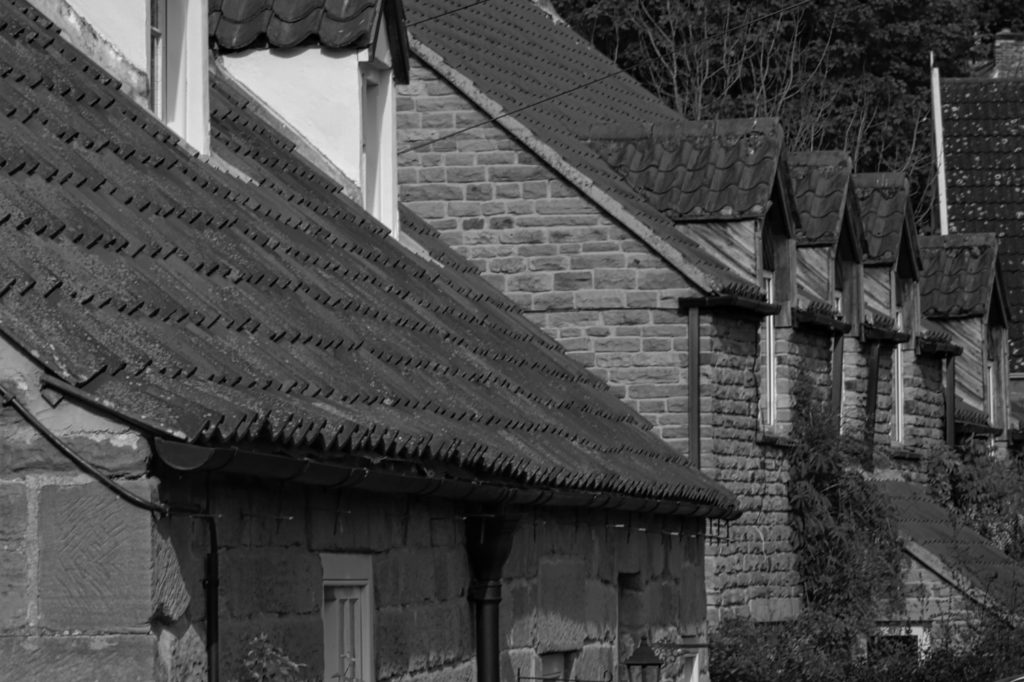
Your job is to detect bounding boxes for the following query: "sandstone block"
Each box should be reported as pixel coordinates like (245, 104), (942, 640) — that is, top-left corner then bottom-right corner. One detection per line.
(509, 273), (553, 293)
(522, 180), (549, 199)
(575, 291), (626, 308)
(553, 271), (593, 291)
(446, 166), (487, 183)
(593, 337), (641, 353)
(495, 183), (522, 199)
(221, 547), (320, 618)
(466, 183), (493, 201)
(594, 269), (636, 289)
(402, 184), (462, 202)
(38, 479), (156, 631)
(571, 253), (626, 269)
(1, 634), (157, 682)
(488, 166), (549, 182)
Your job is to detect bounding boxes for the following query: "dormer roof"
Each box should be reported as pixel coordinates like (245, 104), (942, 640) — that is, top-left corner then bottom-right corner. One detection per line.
(853, 172), (921, 277)
(210, 0), (410, 81)
(919, 233), (1008, 323)
(788, 150), (862, 257)
(587, 119), (786, 223)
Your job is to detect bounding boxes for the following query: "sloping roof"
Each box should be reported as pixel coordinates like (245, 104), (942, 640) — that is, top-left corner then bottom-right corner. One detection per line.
(854, 172), (918, 267)
(0, 1), (737, 517)
(404, 0), (758, 297)
(941, 77), (1024, 369)
(788, 150), (856, 246)
(919, 233), (1002, 320)
(209, 0), (411, 81)
(877, 481), (1024, 615)
(587, 119), (784, 222)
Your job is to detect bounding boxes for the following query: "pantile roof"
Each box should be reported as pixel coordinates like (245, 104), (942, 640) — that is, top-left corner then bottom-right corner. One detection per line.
(209, 0), (410, 81)
(878, 481), (1024, 615)
(853, 172), (917, 267)
(587, 119), (784, 222)
(941, 77), (1024, 369)
(919, 233), (1003, 320)
(788, 150), (856, 246)
(405, 0), (757, 297)
(0, 1), (737, 517)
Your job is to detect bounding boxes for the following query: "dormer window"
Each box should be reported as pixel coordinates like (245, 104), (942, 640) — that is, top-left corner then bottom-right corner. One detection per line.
(148, 0), (209, 155)
(361, 61), (397, 233)
(214, 1), (409, 237)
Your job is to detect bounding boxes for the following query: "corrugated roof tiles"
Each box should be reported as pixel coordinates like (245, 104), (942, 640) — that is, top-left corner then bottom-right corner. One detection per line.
(210, 0), (377, 49)
(919, 233), (1000, 319)
(788, 150), (855, 246)
(588, 119), (784, 222)
(853, 172), (913, 265)
(0, 1), (737, 516)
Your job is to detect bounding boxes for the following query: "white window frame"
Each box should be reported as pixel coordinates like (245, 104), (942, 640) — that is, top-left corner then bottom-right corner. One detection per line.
(148, 0), (209, 155)
(893, 311), (905, 444)
(322, 554), (374, 682)
(761, 272), (778, 429)
(358, 15), (398, 236)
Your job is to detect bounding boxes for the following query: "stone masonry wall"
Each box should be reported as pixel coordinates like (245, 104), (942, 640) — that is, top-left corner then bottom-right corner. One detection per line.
(398, 58), (700, 453)
(398, 57), (802, 625)
(0, 336), (166, 681)
(702, 313), (801, 624)
(840, 336), (895, 450)
(779, 327), (835, 425)
(160, 477), (709, 682)
(903, 351), (947, 452)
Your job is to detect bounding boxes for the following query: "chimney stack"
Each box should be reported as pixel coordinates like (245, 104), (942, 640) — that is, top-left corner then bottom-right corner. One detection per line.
(993, 30), (1024, 78)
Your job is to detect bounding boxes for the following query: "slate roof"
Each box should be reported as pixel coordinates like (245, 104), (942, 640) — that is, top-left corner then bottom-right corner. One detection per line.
(854, 172), (917, 267)
(587, 119), (784, 222)
(877, 481), (1024, 615)
(0, 1), (738, 517)
(788, 150), (857, 246)
(404, 0), (758, 297)
(941, 77), (1024, 369)
(919, 234), (1002, 320)
(209, 0), (411, 81)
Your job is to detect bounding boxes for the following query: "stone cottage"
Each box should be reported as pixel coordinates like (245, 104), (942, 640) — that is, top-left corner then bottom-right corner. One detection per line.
(0, 1), (741, 681)
(395, 0), (1024, 646)
(397, 0), (806, 624)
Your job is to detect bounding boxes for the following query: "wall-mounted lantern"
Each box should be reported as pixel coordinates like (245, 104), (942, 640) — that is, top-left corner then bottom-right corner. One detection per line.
(623, 637), (662, 682)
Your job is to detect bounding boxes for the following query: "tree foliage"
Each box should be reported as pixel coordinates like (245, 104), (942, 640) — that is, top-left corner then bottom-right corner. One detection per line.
(552, 0), (1023, 229)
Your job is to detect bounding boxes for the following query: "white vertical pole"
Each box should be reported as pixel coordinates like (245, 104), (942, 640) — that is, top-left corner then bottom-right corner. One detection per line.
(931, 52), (949, 236)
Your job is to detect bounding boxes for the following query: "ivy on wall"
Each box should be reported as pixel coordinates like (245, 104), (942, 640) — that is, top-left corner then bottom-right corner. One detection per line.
(785, 384), (905, 627)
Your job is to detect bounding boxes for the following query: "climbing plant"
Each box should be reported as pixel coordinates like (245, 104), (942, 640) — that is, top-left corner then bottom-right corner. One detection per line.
(784, 388), (905, 628)
(928, 443), (1024, 561)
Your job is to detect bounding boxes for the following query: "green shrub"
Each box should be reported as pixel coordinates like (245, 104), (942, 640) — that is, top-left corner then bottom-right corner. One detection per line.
(710, 612), (1024, 682)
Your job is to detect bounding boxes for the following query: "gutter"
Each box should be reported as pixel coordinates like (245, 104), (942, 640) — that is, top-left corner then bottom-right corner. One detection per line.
(792, 308), (850, 335)
(43, 376), (740, 519)
(916, 337), (962, 358)
(153, 439), (741, 520)
(862, 325), (911, 345)
(678, 296), (780, 318)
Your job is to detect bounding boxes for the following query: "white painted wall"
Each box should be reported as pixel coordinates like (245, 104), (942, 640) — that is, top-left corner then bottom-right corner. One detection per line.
(62, 0), (148, 69)
(222, 48), (364, 187)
